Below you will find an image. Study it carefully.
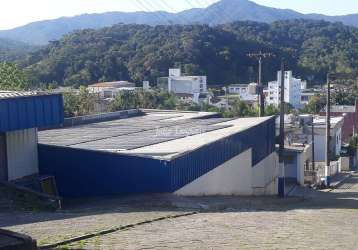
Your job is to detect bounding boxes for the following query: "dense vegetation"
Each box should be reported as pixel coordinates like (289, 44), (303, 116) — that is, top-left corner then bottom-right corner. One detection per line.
(62, 87), (278, 118)
(0, 38), (36, 61)
(0, 62), (29, 90)
(16, 19), (357, 88)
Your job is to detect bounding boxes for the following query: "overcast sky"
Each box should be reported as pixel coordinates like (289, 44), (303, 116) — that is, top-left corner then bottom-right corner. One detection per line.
(1, 0), (358, 30)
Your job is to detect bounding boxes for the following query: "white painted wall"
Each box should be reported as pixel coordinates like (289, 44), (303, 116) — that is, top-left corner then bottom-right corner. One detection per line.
(175, 149), (253, 196)
(228, 84), (258, 101)
(175, 149), (278, 196)
(169, 77), (207, 94)
(314, 127), (342, 162)
(266, 71), (302, 109)
(340, 157), (350, 171)
(252, 151), (278, 195)
(314, 134), (326, 162)
(6, 128), (39, 181)
(169, 68), (181, 77)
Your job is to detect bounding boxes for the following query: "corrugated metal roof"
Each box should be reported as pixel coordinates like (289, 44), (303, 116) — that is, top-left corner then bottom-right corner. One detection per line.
(330, 105), (355, 113)
(39, 111), (274, 160)
(39, 114), (232, 153)
(313, 116), (344, 128)
(0, 91), (49, 99)
(88, 81), (135, 88)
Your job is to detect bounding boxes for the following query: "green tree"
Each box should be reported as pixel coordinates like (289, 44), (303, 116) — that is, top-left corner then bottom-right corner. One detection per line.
(222, 98), (257, 118)
(0, 62), (29, 90)
(265, 105), (280, 116)
(157, 91), (177, 110)
(232, 98), (257, 117)
(63, 86), (96, 117)
(137, 89), (160, 109)
(301, 94), (326, 114)
(108, 90), (138, 112)
(63, 92), (80, 117)
(77, 86), (96, 115)
(349, 135), (358, 150)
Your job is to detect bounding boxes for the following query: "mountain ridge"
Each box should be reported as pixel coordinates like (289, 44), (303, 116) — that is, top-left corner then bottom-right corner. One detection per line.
(0, 0), (357, 45)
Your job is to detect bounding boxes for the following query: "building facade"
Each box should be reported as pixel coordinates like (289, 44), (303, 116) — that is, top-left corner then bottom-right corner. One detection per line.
(227, 84), (258, 102)
(319, 99), (358, 142)
(87, 81), (137, 99)
(165, 69), (208, 104)
(266, 71), (303, 109)
(313, 116), (343, 162)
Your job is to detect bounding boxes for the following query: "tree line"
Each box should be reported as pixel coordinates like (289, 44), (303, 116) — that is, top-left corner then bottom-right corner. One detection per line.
(9, 19), (357, 88)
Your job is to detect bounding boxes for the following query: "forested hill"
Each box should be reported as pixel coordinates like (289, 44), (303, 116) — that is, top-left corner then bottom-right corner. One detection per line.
(20, 19), (358, 87)
(0, 38), (36, 61)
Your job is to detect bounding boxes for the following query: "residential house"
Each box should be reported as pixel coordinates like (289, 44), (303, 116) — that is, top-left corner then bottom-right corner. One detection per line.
(320, 99), (358, 142)
(312, 116), (343, 162)
(87, 81), (137, 99)
(227, 84), (258, 102)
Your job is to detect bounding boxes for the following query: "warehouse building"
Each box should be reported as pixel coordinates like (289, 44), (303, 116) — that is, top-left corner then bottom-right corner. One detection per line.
(38, 110), (278, 197)
(0, 91), (64, 182)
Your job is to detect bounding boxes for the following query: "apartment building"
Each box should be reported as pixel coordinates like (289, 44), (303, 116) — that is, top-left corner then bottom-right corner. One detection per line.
(159, 68), (208, 104)
(266, 71), (303, 109)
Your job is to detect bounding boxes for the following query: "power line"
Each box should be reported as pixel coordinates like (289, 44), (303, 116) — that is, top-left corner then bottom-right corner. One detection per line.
(207, 0), (236, 24)
(142, 0), (173, 24)
(200, 0), (240, 25)
(247, 51), (276, 116)
(134, 0), (172, 25)
(157, 0), (191, 24)
(192, 0), (223, 24)
(157, 0), (178, 13)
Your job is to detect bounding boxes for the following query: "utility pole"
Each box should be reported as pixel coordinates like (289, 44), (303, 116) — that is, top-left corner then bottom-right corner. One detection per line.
(311, 116), (315, 172)
(247, 52), (275, 117)
(325, 74), (331, 187)
(278, 59), (285, 198)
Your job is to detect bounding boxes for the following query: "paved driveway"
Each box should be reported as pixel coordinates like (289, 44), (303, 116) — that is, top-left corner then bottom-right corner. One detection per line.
(1, 173), (358, 249)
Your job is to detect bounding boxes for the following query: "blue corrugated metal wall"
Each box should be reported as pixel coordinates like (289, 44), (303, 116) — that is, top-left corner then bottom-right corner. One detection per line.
(38, 145), (170, 197)
(0, 94), (64, 132)
(39, 117), (275, 197)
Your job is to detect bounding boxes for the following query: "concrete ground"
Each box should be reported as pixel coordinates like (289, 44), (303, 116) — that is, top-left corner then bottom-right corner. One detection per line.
(1, 173), (358, 249)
